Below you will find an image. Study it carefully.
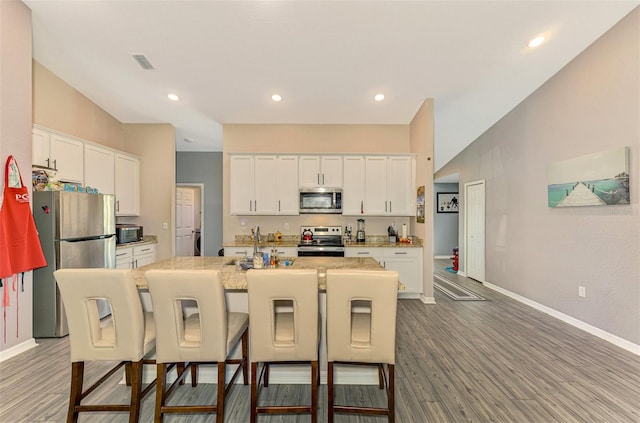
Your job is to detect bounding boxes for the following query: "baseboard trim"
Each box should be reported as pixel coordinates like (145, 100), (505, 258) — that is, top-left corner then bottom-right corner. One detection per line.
(420, 294), (436, 304)
(483, 281), (640, 356)
(0, 338), (38, 362)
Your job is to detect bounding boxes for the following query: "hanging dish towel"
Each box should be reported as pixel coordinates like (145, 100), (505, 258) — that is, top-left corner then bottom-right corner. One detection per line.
(0, 155), (47, 278)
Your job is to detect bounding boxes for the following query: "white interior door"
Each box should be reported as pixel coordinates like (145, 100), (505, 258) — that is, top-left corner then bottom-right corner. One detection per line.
(465, 180), (485, 282)
(176, 187), (195, 256)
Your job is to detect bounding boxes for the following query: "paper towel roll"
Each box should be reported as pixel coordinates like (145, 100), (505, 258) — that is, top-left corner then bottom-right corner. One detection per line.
(401, 224), (407, 239)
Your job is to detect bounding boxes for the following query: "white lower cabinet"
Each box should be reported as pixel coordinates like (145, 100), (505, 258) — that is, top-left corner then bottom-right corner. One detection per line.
(116, 244), (156, 269)
(345, 247), (422, 298)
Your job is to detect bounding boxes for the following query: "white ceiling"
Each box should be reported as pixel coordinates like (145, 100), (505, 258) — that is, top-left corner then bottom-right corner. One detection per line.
(25, 1), (638, 171)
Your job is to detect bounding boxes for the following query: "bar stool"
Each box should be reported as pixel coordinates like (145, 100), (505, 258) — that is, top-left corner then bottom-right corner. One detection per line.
(325, 269), (399, 422)
(53, 268), (156, 423)
(145, 269), (249, 423)
(246, 269), (319, 423)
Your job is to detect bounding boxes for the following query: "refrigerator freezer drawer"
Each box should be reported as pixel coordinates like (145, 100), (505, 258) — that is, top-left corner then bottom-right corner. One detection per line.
(57, 236), (116, 269)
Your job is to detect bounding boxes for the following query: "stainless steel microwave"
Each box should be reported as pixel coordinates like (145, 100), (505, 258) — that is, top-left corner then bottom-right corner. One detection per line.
(299, 188), (342, 214)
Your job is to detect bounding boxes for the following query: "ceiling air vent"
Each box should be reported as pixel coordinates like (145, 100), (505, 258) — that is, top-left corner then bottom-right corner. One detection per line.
(131, 54), (155, 70)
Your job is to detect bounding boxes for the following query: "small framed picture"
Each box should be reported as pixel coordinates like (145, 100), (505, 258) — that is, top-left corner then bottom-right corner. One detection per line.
(437, 192), (459, 213)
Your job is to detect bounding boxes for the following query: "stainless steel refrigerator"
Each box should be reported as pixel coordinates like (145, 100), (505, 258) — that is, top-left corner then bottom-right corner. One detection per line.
(32, 191), (116, 337)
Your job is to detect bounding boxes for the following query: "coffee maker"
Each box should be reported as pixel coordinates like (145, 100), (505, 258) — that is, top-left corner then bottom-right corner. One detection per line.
(356, 218), (366, 243)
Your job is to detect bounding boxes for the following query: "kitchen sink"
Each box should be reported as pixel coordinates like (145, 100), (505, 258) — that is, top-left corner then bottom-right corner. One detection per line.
(224, 257), (295, 268)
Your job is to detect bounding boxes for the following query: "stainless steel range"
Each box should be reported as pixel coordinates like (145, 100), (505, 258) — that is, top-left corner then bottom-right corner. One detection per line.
(297, 226), (344, 257)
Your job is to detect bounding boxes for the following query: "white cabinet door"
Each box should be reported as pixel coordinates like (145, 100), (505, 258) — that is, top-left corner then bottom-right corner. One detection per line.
(114, 153), (140, 216)
(298, 155), (342, 188)
(253, 156), (278, 214)
(276, 156), (299, 215)
(84, 144), (115, 195)
(50, 133), (84, 183)
(229, 155), (254, 214)
(364, 156), (388, 215)
(321, 156), (342, 187)
(387, 156), (415, 216)
(298, 156), (321, 188)
(342, 156), (365, 215)
(32, 128), (51, 168)
(384, 248), (421, 297)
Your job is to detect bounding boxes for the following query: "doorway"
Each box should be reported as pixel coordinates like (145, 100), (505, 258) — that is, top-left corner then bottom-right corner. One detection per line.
(464, 180), (485, 282)
(176, 184), (204, 256)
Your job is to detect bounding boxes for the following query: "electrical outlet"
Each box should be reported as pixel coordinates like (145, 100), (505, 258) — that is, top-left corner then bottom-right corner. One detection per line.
(578, 286), (586, 298)
(284, 223), (289, 230)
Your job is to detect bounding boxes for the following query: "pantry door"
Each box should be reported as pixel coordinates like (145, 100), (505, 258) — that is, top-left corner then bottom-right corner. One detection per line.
(464, 180), (485, 282)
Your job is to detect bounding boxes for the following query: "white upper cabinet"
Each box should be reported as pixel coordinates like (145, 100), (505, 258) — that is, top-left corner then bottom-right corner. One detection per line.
(386, 156), (415, 216)
(114, 153), (140, 216)
(343, 155), (415, 216)
(298, 155), (342, 188)
(253, 155), (278, 214)
(32, 128), (84, 183)
(229, 155), (299, 215)
(342, 156), (366, 215)
(276, 155), (299, 215)
(84, 144), (115, 195)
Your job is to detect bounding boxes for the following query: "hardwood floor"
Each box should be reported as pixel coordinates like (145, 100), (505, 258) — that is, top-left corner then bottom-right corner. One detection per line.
(1, 261), (639, 422)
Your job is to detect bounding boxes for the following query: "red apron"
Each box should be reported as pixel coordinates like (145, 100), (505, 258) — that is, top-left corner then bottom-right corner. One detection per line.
(0, 155), (47, 278)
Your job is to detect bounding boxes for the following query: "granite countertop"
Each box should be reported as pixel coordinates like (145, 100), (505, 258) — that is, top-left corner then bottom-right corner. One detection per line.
(132, 256), (404, 291)
(116, 235), (158, 249)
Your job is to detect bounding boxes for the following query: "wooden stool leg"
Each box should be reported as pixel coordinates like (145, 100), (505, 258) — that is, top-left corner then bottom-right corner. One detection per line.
(250, 362), (258, 423)
(155, 363), (167, 423)
(241, 329), (249, 385)
(177, 363), (185, 385)
(67, 362), (84, 423)
(311, 360), (318, 423)
(128, 361), (143, 423)
(191, 363), (198, 387)
(378, 363), (385, 389)
(327, 362), (334, 423)
(124, 361), (132, 386)
(388, 364), (395, 423)
(264, 363), (269, 387)
(216, 361), (226, 423)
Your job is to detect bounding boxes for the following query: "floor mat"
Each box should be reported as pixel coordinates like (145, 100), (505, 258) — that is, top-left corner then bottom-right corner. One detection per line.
(433, 274), (485, 301)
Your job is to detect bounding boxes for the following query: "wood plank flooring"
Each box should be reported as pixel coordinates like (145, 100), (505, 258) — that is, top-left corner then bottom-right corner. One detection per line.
(1, 260), (638, 422)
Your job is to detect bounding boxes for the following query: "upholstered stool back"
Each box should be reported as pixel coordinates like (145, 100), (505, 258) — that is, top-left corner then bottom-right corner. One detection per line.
(326, 269), (398, 364)
(54, 268), (155, 362)
(247, 269), (319, 362)
(145, 269), (240, 363)
(326, 269), (399, 423)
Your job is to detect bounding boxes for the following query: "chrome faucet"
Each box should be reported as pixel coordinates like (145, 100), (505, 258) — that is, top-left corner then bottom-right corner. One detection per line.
(253, 225), (261, 255)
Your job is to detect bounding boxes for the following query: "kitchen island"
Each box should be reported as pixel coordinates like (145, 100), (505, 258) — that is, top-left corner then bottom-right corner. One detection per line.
(133, 256), (400, 385)
(132, 255), (404, 291)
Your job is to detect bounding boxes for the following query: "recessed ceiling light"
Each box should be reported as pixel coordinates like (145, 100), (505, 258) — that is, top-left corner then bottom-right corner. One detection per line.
(168, 93), (179, 101)
(528, 35), (545, 48)
(374, 93), (385, 102)
(272, 94), (282, 102)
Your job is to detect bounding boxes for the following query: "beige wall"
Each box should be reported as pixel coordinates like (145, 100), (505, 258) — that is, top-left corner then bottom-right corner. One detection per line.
(0, 0), (34, 351)
(32, 62), (176, 261)
(120, 124), (176, 260)
(409, 100), (435, 300)
(221, 124), (417, 240)
(436, 8), (639, 345)
(32, 61), (125, 150)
